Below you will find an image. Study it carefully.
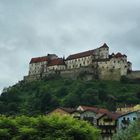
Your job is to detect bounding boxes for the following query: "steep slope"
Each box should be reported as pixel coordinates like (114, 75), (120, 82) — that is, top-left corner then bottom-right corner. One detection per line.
(0, 76), (140, 115)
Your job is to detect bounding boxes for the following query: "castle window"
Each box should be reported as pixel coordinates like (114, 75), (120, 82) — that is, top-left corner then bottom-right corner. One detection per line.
(133, 117), (136, 120)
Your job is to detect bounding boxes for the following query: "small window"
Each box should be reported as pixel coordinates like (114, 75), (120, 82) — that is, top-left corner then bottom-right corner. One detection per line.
(133, 117), (136, 120)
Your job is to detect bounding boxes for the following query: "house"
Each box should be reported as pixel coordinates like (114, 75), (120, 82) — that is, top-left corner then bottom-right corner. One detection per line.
(116, 104), (140, 114)
(71, 110), (81, 119)
(133, 104), (140, 111)
(80, 110), (97, 124)
(47, 107), (76, 116)
(116, 105), (134, 113)
(77, 105), (110, 125)
(117, 111), (138, 130)
(97, 112), (120, 139)
(77, 105), (109, 114)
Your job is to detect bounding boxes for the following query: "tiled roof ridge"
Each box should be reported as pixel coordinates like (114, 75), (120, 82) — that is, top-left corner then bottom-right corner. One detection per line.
(48, 58), (65, 66)
(30, 56), (48, 64)
(66, 49), (95, 60)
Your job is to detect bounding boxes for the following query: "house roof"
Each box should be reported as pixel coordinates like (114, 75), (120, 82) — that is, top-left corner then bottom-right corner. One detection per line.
(97, 112), (121, 120)
(47, 107), (76, 115)
(30, 56), (48, 64)
(106, 112), (121, 120)
(48, 58), (65, 66)
(78, 105), (120, 120)
(77, 105), (109, 114)
(59, 107), (76, 114)
(118, 111), (137, 118)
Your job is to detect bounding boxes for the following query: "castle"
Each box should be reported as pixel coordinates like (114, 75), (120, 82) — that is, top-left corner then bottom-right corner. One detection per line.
(25, 43), (134, 81)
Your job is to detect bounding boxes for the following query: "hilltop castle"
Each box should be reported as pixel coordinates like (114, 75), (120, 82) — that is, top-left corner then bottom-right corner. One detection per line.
(25, 43), (134, 81)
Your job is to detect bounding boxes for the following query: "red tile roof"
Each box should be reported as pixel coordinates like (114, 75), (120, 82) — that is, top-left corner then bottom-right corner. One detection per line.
(48, 58), (65, 66)
(66, 43), (109, 60)
(78, 105), (109, 114)
(97, 112), (121, 120)
(66, 50), (95, 60)
(106, 112), (121, 120)
(30, 56), (48, 64)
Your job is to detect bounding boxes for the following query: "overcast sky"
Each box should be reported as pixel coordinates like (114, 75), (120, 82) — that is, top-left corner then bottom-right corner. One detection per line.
(0, 0), (140, 93)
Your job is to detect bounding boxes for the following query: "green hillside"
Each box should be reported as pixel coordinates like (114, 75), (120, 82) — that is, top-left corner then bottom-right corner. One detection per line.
(0, 76), (140, 115)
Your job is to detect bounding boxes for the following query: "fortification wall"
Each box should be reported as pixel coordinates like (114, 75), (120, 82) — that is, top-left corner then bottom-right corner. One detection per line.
(127, 71), (140, 79)
(24, 66), (124, 82)
(24, 74), (41, 81)
(60, 67), (94, 80)
(99, 68), (121, 81)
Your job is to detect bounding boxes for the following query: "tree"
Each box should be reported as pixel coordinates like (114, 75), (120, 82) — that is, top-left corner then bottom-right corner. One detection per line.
(0, 115), (101, 140)
(112, 120), (140, 140)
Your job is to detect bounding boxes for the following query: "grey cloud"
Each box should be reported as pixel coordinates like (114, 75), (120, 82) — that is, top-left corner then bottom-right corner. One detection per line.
(0, 0), (140, 92)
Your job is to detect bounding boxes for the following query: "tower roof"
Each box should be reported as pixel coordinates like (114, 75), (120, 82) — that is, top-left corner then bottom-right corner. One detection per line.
(100, 43), (109, 48)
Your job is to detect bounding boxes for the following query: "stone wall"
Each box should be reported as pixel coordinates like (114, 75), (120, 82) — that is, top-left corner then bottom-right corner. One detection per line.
(24, 66), (123, 82)
(127, 71), (140, 79)
(99, 68), (121, 81)
(60, 67), (95, 80)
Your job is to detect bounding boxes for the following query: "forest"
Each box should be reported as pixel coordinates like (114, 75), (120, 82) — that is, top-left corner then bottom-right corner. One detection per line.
(0, 75), (140, 115)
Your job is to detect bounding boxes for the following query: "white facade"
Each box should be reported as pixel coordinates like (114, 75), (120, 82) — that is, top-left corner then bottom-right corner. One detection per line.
(65, 56), (93, 69)
(117, 112), (138, 130)
(47, 65), (66, 71)
(97, 56), (128, 76)
(29, 61), (48, 75)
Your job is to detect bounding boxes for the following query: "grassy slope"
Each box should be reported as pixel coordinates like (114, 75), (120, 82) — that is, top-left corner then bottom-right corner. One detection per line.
(0, 77), (140, 115)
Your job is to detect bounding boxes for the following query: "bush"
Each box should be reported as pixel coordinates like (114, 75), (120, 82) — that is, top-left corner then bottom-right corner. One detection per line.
(0, 115), (101, 140)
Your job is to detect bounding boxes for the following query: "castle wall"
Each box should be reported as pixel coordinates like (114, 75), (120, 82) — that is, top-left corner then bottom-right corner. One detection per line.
(57, 67), (95, 81)
(99, 68), (121, 81)
(24, 74), (41, 81)
(127, 71), (140, 79)
(97, 57), (128, 77)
